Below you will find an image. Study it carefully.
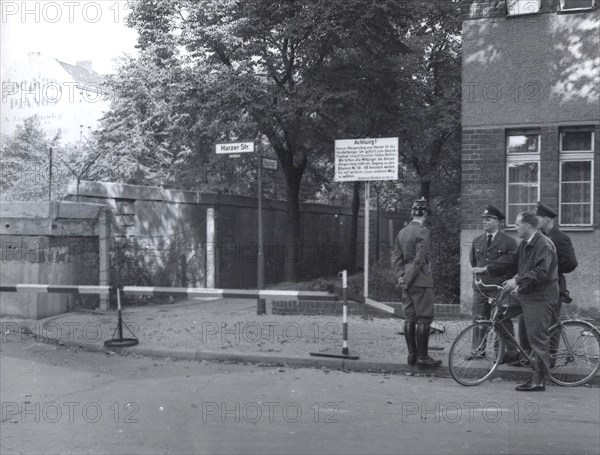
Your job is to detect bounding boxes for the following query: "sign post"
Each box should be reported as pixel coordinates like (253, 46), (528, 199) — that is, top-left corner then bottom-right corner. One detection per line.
(334, 137), (398, 300)
(215, 141), (265, 315)
(256, 141), (266, 315)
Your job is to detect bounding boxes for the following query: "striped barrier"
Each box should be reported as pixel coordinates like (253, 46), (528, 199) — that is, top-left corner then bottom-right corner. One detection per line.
(120, 286), (338, 301)
(0, 284), (111, 295)
(327, 285), (445, 333)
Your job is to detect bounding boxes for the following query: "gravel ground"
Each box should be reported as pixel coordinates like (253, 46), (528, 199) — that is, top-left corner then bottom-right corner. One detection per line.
(1, 298), (467, 363)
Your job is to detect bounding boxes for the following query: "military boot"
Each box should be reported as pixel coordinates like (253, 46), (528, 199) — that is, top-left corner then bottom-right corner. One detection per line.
(416, 323), (442, 369)
(404, 322), (417, 366)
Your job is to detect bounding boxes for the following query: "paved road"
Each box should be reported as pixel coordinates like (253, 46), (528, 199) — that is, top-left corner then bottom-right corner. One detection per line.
(1, 336), (599, 455)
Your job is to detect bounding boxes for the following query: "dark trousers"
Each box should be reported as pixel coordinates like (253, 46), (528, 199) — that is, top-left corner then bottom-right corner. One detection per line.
(472, 289), (518, 356)
(500, 290), (555, 375)
(402, 287), (434, 324)
(518, 298), (561, 355)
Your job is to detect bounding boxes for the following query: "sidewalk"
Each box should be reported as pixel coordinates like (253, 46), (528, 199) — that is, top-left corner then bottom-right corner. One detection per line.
(1, 297), (594, 384)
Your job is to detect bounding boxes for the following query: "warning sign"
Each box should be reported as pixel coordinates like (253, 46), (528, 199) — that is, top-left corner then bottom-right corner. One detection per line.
(334, 138), (398, 182)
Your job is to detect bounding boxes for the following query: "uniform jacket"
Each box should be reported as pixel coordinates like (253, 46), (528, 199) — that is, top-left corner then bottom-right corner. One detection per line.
(545, 225), (577, 294)
(514, 231), (559, 298)
(391, 221), (434, 288)
(470, 230), (517, 286)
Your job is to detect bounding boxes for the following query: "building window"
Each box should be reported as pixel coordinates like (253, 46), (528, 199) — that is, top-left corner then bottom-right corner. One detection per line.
(560, 129), (594, 153)
(506, 0), (541, 16)
(506, 131), (540, 224)
(559, 128), (594, 226)
(560, 0), (596, 11)
(507, 133), (540, 154)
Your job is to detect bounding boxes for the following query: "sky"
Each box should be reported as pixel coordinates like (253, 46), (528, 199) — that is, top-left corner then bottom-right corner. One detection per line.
(1, 0), (138, 74)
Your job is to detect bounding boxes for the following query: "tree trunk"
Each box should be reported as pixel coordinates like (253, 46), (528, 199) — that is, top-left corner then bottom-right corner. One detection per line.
(420, 179), (431, 201)
(283, 166), (303, 282)
(347, 181), (360, 274)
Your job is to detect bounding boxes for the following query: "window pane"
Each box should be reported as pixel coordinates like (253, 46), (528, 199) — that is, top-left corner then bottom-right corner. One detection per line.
(509, 184), (539, 202)
(561, 131), (593, 151)
(561, 204), (591, 225)
(507, 0), (541, 15)
(507, 204), (536, 224)
(561, 182), (591, 202)
(561, 0), (595, 10)
(507, 135), (539, 154)
(508, 162), (538, 183)
(562, 161), (591, 182)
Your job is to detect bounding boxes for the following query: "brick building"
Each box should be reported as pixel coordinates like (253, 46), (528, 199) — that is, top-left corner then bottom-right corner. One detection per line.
(460, 0), (600, 315)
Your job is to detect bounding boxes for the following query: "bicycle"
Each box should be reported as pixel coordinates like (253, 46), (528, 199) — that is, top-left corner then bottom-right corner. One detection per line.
(448, 277), (600, 386)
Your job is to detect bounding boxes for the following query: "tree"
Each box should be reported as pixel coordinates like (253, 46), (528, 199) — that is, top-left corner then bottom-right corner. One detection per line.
(98, 0), (422, 281)
(0, 116), (60, 201)
(396, 0), (462, 200)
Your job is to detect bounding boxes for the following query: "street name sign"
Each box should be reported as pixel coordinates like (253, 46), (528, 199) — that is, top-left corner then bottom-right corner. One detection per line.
(262, 158), (278, 170)
(215, 142), (255, 154)
(334, 137), (398, 182)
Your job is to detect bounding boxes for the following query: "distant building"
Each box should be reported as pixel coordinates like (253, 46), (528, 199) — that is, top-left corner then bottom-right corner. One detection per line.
(460, 1), (600, 314)
(1, 52), (109, 143)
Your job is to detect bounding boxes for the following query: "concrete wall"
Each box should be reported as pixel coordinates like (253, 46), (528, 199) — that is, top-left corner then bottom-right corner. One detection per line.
(0, 201), (109, 319)
(67, 181), (405, 291)
(460, 2), (600, 316)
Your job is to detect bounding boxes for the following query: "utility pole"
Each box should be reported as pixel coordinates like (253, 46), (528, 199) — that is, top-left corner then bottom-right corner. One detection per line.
(48, 147), (53, 200)
(257, 139), (266, 315)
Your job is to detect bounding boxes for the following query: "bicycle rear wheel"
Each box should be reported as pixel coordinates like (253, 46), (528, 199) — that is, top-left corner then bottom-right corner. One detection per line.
(449, 321), (504, 386)
(548, 320), (600, 386)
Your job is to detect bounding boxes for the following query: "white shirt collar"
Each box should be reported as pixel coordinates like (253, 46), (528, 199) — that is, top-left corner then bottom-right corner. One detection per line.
(526, 231), (537, 244)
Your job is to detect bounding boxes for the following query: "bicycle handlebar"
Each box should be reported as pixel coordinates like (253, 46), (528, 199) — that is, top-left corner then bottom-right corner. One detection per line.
(473, 275), (505, 291)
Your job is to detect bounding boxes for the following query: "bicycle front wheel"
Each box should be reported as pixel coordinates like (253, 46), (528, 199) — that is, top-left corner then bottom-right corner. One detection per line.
(449, 321), (504, 386)
(548, 320), (600, 386)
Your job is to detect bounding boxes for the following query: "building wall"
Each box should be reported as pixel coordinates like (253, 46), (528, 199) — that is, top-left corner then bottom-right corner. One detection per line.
(0, 201), (109, 319)
(460, 1), (600, 316)
(1, 52), (109, 143)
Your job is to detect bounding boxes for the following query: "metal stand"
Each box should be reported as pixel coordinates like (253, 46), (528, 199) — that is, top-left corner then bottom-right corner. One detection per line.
(105, 248), (139, 347)
(310, 270), (359, 360)
(104, 287), (139, 347)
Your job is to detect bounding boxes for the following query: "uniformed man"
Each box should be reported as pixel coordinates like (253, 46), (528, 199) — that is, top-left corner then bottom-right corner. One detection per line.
(468, 204), (518, 363)
(503, 211), (559, 392)
(510, 201), (578, 367)
(391, 197), (441, 369)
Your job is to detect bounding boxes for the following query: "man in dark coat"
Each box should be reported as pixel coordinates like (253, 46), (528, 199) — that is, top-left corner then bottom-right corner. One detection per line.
(503, 211), (559, 392)
(511, 201), (578, 367)
(469, 204), (518, 363)
(391, 197), (441, 369)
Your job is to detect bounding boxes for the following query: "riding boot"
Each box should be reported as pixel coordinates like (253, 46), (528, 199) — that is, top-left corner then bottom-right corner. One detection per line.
(404, 322), (417, 366)
(416, 323), (442, 369)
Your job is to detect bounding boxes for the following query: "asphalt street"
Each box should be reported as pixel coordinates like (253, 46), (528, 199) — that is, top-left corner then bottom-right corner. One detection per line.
(1, 336), (599, 455)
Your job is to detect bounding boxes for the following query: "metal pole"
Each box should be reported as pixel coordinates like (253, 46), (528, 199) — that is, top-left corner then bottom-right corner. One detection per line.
(48, 147), (53, 200)
(342, 270), (349, 355)
(363, 181), (370, 298)
(376, 186), (380, 262)
(257, 140), (266, 315)
(116, 245), (123, 339)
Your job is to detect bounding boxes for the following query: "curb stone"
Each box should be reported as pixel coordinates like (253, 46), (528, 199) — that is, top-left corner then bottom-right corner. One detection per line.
(44, 336), (599, 386)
